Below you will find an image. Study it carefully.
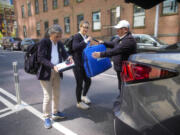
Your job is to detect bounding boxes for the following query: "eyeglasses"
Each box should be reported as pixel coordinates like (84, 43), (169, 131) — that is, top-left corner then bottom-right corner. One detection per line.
(55, 35), (61, 38)
(82, 26), (89, 29)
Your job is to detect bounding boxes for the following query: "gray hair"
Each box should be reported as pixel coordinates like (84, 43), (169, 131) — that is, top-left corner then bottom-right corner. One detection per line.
(48, 24), (63, 35)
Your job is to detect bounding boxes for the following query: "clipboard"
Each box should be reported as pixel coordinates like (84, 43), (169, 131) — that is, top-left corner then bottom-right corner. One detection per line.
(56, 60), (75, 72)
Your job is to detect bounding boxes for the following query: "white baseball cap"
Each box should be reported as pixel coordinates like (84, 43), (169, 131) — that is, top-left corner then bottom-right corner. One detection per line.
(113, 20), (130, 29)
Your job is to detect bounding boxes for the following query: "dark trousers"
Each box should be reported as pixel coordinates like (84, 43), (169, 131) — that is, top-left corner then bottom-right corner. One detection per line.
(73, 66), (91, 103)
(116, 71), (122, 94)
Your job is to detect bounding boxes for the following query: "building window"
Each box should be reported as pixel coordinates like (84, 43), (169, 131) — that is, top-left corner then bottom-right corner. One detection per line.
(44, 21), (49, 31)
(23, 26), (27, 37)
(162, 0), (178, 15)
(35, 0), (39, 14)
(64, 17), (70, 33)
(21, 5), (25, 18)
(111, 6), (121, 35)
(111, 6), (120, 25)
(28, 2), (32, 16)
(52, 0), (58, 9)
(64, 0), (69, 6)
(92, 11), (101, 31)
(133, 5), (145, 28)
(36, 22), (40, 36)
(76, 0), (83, 3)
(43, 0), (48, 12)
(53, 19), (59, 24)
(77, 14), (84, 31)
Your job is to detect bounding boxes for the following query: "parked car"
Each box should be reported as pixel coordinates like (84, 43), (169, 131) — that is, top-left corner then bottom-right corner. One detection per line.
(133, 34), (168, 52)
(114, 45), (180, 135)
(164, 42), (180, 50)
(21, 38), (39, 51)
(110, 34), (168, 52)
(1, 37), (21, 50)
(2, 37), (22, 50)
(114, 0), (180, 135)
(12, 38), (22, 50)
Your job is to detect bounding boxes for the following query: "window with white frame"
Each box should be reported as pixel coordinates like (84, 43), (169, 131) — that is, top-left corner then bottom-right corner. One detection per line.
(162, 0), (178, 15)
(133, 5), (145, 27)
(92, 11), (101, 31)
(111, 6), (121, 35)
(111, 6), (121, 26)
(64, 17), (70, 33)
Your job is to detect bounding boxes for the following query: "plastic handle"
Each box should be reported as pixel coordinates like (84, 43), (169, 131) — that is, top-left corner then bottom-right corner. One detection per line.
(87, 41), (91, 47)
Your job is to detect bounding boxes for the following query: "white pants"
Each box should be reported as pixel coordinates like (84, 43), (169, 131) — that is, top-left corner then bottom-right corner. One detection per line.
(40, 70), (60, 118)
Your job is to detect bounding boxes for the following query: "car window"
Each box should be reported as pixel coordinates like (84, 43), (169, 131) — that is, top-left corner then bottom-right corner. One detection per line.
(141, 35), (154, 44)
(134, 36), (140, 43)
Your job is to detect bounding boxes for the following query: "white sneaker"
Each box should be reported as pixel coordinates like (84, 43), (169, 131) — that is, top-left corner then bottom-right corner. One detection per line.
(81, 96), (91, 104)
(76, 102), (89, 110)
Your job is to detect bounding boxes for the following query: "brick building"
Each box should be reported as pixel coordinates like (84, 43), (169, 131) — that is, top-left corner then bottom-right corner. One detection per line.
(0, 1), (16, 36)
(14, 0), (180, 44)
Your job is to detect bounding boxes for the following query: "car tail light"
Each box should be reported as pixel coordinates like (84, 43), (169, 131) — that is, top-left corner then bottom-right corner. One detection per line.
(121, 61), (178, 84)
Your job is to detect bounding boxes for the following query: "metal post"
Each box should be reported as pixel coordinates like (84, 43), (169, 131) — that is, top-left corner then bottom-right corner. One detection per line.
(12, 61), (21, 105)
(154, 5), (159, 38)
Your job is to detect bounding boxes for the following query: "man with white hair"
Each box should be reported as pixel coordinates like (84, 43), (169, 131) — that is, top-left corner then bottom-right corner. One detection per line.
(92, 20), (137, 95)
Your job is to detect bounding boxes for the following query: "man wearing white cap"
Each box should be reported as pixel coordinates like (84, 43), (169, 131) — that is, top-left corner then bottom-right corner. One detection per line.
(92, 20), (137, 96)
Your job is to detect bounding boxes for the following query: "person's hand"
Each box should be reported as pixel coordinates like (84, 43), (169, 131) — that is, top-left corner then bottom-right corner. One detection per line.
(67, 56), (73, 63)
(53, 66), (59, 72)
(86, 36), (92, 42)
(92, 52), (101, 58)
(98, 40), (104, 44)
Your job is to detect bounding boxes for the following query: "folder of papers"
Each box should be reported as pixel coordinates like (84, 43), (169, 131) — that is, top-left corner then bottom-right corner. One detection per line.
(56, 60), (75, 72)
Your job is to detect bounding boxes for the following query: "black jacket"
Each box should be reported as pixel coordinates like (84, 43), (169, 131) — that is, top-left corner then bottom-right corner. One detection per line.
(100, 32), (137, 72)
(37, 38), (68, 80)
(72, 33), (88, 68)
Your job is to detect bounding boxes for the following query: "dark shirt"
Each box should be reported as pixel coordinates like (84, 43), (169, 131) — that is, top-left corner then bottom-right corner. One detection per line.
(100, 32), (137, 72)
(72, 33), (88, 68)
(37, 38), (68, 80)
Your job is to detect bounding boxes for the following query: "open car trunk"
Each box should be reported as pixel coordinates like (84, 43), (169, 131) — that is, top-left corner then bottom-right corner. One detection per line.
(125, 0), (180, 9)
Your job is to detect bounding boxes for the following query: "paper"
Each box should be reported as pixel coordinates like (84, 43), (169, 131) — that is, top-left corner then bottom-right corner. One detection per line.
(56, 60), (75, 72)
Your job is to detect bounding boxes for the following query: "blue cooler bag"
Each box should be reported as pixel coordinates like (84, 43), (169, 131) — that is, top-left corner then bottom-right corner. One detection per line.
(83, 44), (112, 77)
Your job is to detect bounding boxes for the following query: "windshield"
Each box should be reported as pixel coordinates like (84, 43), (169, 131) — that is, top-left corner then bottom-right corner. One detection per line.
(151, 36), (167, 45)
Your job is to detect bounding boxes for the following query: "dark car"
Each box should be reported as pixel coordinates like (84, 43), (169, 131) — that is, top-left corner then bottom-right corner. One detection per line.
(21, 38), (39, 51)
(113, 0), (180, 135)
(1, 37), (21, 50)
(114, 46), (180, 135)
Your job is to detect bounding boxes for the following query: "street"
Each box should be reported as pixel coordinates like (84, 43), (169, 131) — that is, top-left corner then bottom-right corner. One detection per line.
(0, 49), (119, 135)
